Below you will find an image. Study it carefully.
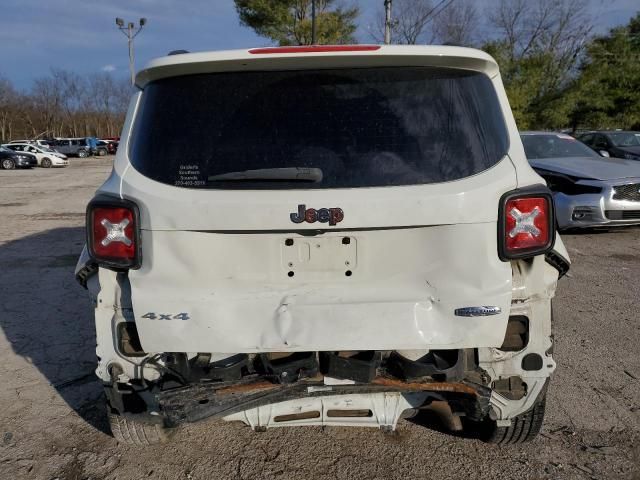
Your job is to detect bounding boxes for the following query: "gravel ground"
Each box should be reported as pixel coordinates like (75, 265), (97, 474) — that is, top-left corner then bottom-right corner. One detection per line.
(0, 158), (639, 480)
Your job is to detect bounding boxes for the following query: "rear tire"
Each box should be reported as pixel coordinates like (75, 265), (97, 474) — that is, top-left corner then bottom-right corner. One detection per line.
(108, 412), (172, 446)
(98, 148), (107, 156)
(483, 396), (546, 444)
(41, 157), (52, 168)
(466, 385), (548, 444)
(78, 149), (88, 158)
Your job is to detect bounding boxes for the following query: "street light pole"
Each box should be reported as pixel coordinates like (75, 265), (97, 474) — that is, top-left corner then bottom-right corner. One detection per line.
(115, 17), (147, 85)
(384, 0), (392, 45)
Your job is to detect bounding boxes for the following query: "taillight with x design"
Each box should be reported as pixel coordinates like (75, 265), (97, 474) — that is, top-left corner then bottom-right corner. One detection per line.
(87, 197), (141, 269)
(499, 187), (555, 260)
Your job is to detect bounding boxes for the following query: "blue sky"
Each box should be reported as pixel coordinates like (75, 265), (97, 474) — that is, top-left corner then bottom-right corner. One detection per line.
(2, 0), (638, 89)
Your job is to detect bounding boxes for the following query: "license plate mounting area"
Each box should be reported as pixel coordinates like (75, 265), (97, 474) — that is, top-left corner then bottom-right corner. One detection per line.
(281, 236), (357, 275)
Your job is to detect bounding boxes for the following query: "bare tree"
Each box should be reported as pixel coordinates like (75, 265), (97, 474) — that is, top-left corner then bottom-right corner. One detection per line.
(490, 0), (593, 66)
(52, 69), (86, 138)
(371, 0), (474, 45)
(29, 76), (63, 138)
(86, 73), (132, 138)
(88, 73), (114, 136)
(489, 0), (594, 101)
(0, 69), (132, 141)
(431, 0), (478, 46)
(392, 0), (437, 44)
(372, 0), (431, 44)
(485, 0), (595, 128)
(0, 77), (20, 142)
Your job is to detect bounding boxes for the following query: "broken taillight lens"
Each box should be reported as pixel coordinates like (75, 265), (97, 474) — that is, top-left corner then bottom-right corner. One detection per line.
(87, 197), (141, 269)
(499, 187), (555, 260)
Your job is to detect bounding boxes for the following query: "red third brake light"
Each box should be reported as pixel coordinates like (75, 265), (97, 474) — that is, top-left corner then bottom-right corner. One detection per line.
(87, 198), (141, 269)
(248, 45), (381, 54)
(499, 188), (555, 260)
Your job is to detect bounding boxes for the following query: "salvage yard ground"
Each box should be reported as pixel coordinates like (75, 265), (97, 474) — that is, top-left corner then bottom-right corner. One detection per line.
(0, 158), (639, 480)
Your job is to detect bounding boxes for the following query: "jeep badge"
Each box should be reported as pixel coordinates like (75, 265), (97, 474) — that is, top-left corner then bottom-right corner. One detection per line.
(290, 204), (344, 226)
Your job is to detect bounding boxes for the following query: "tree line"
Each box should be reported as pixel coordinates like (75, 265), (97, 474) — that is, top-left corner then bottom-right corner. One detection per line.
(236, 0), (640, 131)
(0, 70), (130, 142)
(2, 0), (638, 142)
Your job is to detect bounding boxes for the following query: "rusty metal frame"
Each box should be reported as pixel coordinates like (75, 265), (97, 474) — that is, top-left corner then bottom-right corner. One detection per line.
(154, 375), (490, 426)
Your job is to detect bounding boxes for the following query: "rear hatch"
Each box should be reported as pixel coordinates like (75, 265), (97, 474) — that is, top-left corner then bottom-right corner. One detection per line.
(119, 48), (517, 353)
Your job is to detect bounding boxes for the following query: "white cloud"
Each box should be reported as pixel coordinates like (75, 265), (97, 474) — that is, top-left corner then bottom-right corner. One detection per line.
(101, 64), (116, 72)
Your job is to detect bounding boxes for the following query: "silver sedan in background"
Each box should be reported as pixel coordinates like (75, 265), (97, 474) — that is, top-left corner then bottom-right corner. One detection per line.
(521, 131), (640, 230)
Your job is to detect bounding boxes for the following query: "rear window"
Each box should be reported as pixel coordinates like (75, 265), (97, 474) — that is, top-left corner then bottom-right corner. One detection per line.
(130, 67), (508, 189)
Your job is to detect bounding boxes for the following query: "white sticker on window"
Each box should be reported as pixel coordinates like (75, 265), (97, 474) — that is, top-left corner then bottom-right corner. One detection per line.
(175, 164), (205, 187)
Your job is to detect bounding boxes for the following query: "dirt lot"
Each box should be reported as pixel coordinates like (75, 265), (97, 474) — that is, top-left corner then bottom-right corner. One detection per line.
(0, 158), (639, 480)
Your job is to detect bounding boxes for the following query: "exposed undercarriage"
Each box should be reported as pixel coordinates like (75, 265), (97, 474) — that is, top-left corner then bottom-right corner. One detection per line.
(104, 348), (531, 432)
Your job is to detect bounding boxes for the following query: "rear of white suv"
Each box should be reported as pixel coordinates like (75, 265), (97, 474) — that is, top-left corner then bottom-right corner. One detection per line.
(76, 45), (569, 445)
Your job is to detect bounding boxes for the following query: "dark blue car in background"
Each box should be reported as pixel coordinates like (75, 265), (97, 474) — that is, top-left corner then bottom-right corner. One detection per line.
(0, 145), (37, 169)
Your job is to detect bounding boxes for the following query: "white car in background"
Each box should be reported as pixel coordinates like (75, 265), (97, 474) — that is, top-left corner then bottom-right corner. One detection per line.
(522, 131), (640, 229)
(2, 143), (68, 168)
(8, 139), (51, 148)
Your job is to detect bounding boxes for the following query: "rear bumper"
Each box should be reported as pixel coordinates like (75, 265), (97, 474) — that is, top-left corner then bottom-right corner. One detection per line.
(156, 377), (491, 428)
(103, 345), (551, 430)
(104, 349), (493, 429)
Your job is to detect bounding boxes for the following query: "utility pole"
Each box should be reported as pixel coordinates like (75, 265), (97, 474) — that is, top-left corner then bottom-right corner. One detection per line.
(384, 0), (392, 45)
(115, 17), (147, 85)
(311, 0), (317, 45)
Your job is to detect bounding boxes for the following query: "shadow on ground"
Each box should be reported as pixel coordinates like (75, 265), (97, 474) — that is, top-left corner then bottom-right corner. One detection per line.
(0, 226), (109, 434)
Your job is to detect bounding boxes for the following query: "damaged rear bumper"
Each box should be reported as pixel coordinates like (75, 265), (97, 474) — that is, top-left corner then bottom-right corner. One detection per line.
(104, 349), (498, 431)
(157, 376), (491, 427)
(106, 374), (493, 431)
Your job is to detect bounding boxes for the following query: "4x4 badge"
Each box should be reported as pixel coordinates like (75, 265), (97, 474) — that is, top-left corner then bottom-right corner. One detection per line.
(290, 204), (344, 226)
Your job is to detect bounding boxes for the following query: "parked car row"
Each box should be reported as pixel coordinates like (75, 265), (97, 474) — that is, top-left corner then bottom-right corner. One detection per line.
(47, 137), (118, 157)
(521, 130), (640, 230)
(3, 143), (68, 167)
(0, 136), (119, 169)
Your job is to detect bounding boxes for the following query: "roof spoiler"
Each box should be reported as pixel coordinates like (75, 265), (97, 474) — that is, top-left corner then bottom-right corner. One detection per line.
(136, 45), (500, 88)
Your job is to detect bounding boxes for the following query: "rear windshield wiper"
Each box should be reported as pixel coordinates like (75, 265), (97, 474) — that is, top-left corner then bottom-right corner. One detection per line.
(208, 167), (323, 183)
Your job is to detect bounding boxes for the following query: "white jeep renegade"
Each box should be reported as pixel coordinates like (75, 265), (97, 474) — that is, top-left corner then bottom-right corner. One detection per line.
(75, 45), (570, 445)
